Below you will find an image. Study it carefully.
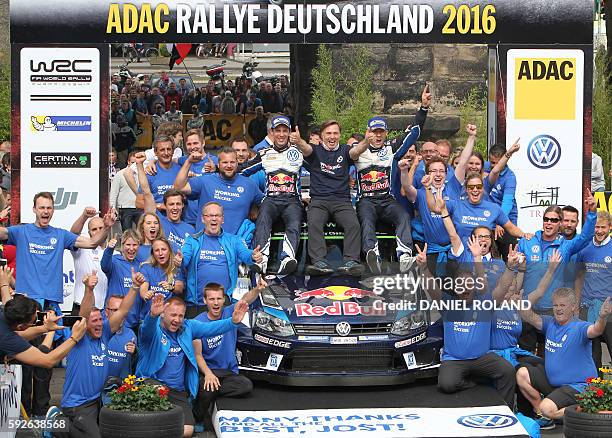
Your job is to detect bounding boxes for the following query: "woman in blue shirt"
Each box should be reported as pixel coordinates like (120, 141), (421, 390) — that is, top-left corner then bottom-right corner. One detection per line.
(135, 212), (164, 263)
(138, 238), (185, 320)
(101, 229), (142, 329)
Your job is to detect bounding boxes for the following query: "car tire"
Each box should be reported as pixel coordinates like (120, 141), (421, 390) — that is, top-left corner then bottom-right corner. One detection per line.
(99, 405), (184, 438)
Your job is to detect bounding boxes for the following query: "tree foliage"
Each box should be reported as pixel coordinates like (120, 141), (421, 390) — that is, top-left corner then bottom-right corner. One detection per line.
(593, 48), (611, 189)
(309, 44), (376, 143)
(453, 86), (488, 156)
(0, 64), (9, 142)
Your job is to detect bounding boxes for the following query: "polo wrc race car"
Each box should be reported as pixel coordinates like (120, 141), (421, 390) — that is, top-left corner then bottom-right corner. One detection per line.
(236, 272), (443, 385)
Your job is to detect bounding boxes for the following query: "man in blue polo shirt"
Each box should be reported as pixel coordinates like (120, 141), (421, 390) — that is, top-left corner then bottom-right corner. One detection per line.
(192, 279), (266, 431)
(575, 210), (612, 369)
(515, 286), (612, 429)
(175, 147), (264, 234)
(135, 152), (194, 249)
(517, 193), (597, 352)
(136, 294), (249, 438)
(57, 268), (142, 437)
(145, 135), (183, 204)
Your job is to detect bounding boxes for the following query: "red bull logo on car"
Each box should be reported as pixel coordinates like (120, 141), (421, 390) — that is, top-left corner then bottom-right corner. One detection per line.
(294, 286), (384, 317)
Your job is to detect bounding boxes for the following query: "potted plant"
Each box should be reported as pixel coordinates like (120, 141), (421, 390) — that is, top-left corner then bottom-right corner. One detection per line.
(99, 375), (184, 438)
(564, 367), (612, 438)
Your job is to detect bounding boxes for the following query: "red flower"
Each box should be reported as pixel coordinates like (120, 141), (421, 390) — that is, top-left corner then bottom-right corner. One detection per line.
(117, 385), (127, 394)
(586, 377), (594, 384)
(158, 386), (170, 397)
(596, 389), (604, 397)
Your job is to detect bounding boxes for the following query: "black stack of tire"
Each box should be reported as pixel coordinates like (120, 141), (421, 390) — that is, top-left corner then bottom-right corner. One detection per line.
(564, 405), (612, 437)
(99, 405), (184, 438)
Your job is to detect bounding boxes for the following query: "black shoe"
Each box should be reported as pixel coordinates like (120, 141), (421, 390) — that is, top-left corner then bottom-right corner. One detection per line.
(306, 261), (334, 276)
(337, 260), (365, 277)
(278, 257), (298, 276)
(366, 249), (381, 274)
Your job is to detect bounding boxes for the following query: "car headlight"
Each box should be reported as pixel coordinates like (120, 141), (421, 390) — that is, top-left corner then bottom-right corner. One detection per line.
(254, 310), (294, 337)
(391, 311), (426, 335)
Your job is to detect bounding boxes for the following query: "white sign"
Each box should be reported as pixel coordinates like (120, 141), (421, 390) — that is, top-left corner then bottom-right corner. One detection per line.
(19, 47), (102, 311)
(215, 406), (528, 437)
(0, 365), (23, 438)
(506, 49), (584, 231)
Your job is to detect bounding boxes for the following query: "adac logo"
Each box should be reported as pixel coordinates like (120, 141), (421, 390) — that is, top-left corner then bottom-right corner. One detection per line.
(361, 170), (387, 183)
(528, 135), (561, 169)
(294, 286), (378, 302)
(270, 173), (294, 185)
(31, 116), (92, 132)
(457, 414), (517, 429)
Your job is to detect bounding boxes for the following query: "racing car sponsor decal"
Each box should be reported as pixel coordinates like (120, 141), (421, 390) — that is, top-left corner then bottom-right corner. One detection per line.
(265, 353), (283, 371)
(403, 351), (418, 369)
(254, 333), (291, 349)
(297, 336), (329, 342)
(330, 337), (358, 345)
(359, 335), (389, 341)
(294, 301), (385, 317)
(394, 332), (427, 349)
(294, 286), (379, 301)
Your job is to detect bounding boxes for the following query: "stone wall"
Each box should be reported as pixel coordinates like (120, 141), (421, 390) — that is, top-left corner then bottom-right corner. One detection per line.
(291, 43), (488, 139)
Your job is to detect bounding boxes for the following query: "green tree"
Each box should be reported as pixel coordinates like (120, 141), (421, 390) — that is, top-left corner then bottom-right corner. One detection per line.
(593, 48), (611, 189)
(452, 86), (487, 156)
(309, 44), (375, 143)
(0, 65), (9, 142)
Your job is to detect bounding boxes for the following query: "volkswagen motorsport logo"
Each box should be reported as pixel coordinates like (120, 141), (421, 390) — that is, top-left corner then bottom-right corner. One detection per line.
(32, 153), (91, 169)
(335, 322), (351, 336)
(527, 135), (561, 169)
(457, 414), (517, 429)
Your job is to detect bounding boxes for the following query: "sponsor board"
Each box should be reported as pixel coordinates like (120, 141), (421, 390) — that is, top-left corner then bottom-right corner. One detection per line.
(253, 333), (291, 349)
(394, 332), (427, 349)
(30, 115), (92, 132)
(31, 152), (91, 168)
(506, 49), (584, 231)
(215, 406), (528, 437)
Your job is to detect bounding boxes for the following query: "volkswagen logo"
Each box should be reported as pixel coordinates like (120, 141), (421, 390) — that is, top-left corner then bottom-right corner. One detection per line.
(335, 322), (351, 336)
(457, 414), (517, 429)
(527, 135), (561, 169)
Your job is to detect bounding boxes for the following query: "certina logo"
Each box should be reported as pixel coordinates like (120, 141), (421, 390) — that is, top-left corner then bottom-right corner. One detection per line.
(32, 153), (91, 169)
(31, 116), (92, 132)
(527, 135), (561, 169)
(29, 59), (92, 83)
(457, 414), (517, 429)
(51, 188), (78, 210)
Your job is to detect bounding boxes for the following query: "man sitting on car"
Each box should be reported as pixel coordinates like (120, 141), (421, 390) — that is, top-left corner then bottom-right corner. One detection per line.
(192, 280), (266, 432)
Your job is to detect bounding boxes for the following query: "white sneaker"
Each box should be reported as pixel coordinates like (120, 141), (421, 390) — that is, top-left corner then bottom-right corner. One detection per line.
(399, 252), (416, 273)
(278, 257), (297, 276)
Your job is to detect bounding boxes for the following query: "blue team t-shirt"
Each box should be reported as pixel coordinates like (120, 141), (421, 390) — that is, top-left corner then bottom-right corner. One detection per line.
(484, 164), (518, 223)
(195, 304), (238, 374)
(159, 214), (195, 249)
(147, 162), (182, 203)
(196, 233), (231, 303)
(449, 245), (505, 292)
(61, 317), (112, 408)
(414, 187), (453, 246)
(576, 239), (612, 303)
(542, 316), (596, 391)
(441, 293), (493, 361)
(139, 263), (184, 319)
(189, 173), (263, 234)
(490, 309), (522, 350)
(446, 199), (509, 241)
(152, 330), (186, 391)
(106, 326), (136, 379)
(178, 155), (218, 226)
(100, 248), (141, 329)
(8, 224), (78, 303)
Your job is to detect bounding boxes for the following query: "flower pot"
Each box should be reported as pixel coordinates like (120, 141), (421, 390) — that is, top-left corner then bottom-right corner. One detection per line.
(564, 404), (612, 438)
(99, 405), (184, 438)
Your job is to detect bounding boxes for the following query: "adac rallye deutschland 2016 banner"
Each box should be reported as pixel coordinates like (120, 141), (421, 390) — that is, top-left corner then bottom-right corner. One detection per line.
(11, 0), (592, 45)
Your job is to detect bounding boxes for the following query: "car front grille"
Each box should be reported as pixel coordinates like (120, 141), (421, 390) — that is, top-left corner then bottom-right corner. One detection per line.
(293, 322), (392, 336)
(286, 347), (398, 372)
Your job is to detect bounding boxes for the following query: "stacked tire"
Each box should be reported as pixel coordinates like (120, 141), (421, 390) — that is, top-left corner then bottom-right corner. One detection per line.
(99, 405), (184, 438)
(564, 405), (612, 438)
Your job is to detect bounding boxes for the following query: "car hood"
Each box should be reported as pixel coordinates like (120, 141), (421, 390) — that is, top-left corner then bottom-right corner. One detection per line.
(258, 273), (419, 324)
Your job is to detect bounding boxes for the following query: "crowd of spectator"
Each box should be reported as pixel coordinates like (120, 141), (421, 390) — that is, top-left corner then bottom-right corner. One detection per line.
(0, 76), (611, 438)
